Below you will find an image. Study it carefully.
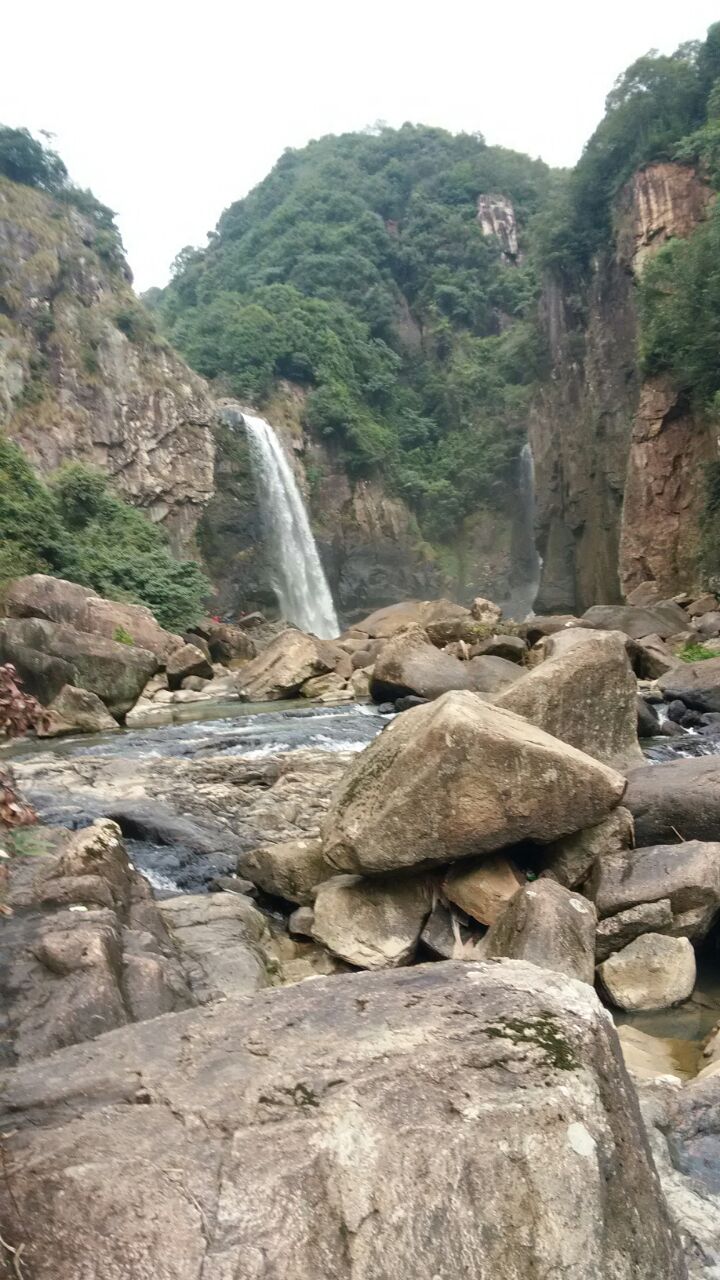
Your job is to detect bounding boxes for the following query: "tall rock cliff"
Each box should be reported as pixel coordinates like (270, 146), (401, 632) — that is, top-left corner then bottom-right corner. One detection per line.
(530, 163), (714, 612)
(0, 177), (216, 554)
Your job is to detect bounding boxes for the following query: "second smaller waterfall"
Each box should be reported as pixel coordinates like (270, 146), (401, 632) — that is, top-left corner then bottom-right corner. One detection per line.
(243, 414), (339, 639)
(506, 442), (543, 619)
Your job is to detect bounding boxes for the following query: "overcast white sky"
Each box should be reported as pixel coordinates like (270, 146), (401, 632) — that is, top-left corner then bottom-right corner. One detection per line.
(4, 1), (719, 290)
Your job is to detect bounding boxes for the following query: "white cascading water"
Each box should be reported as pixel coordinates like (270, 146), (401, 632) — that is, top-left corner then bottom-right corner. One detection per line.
(242, 413), (339, 638)
(504, 442), (543, 619)
(517, 442), (543, 616)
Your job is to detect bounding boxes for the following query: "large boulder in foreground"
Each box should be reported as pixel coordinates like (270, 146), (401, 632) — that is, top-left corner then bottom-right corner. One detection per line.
(588, 840), (720, 941)
(495, 628), (643, 770)
(236, 628), (335, 700)
(581, 602), (688, 640)
(4, 573), (181, 659)
(0, 962), (686, 1280)
(625, 757), (720, 845)
(370, 625), (519, 701)
(323, 691), (626, 875)
(481, 879), (597, 984)
(0, 617), (158, 714)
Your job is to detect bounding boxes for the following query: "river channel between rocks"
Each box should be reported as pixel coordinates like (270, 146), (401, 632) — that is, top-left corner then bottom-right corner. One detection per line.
(4, 698), (720, 1050)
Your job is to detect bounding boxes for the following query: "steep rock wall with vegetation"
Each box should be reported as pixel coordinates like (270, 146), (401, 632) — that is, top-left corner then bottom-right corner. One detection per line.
(0, 164), (216, 555)
(530, 24), (720, 610)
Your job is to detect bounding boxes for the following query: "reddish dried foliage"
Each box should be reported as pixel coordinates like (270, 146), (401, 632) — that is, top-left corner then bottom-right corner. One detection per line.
(0, 663), (50, 739)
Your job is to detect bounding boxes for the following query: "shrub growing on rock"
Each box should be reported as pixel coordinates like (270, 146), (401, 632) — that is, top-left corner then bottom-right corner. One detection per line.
(0, 442), (210, 631)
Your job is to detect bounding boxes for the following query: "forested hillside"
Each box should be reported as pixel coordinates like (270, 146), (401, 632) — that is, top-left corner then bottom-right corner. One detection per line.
(158, 127), (555, 542)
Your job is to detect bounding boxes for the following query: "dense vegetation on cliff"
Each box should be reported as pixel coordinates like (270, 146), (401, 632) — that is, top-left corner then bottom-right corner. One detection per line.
(537, 23), (720, 279)
(0, 439), (209, 629)
(0, 126), (212, 629)
(159, 127), (555, 539)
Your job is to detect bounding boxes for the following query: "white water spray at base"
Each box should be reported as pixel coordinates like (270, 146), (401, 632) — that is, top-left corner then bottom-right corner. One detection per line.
(242, 413), (339, 638)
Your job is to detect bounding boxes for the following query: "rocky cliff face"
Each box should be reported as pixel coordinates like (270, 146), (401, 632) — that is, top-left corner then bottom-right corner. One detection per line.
(531, 163), (714, 612)
(0, 178), (216, 554)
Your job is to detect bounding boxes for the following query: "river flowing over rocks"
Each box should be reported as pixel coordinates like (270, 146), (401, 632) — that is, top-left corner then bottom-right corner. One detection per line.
(4, 588), (720, 1277)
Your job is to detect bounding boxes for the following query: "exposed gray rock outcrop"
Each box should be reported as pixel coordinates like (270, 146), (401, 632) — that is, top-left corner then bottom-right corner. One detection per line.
(0, 962), (687, 1279)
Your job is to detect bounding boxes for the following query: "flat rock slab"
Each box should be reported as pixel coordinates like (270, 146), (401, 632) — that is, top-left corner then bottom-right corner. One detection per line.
(0, 961), (685, 1280)
(660, 656), (720, 713)
(626, 756), (720, 845)
(581, 603), (689, 640)
(588, 839), (720, 941)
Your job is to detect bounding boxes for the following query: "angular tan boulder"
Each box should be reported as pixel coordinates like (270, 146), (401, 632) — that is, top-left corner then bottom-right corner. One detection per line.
(237, 837), (332, 905)
(44, 684), (120, 735)
(370, 625), (520, 702)
(323, 691), (626, 876)
(443, 854), (523, 925)
(470, 596), (503, 625)
(353, 597), (471, 639)
(4, 573), (181, 659)
(495, 627), (643, 770)
(542, 807), (635, 889)
(0, 963), (687, 1280)
(311, 873), (432, 968)
(300, 672), (351, 702)
(598, 934), (696, 1011)
(481, 879), (597, 984)
(165, 643), (214, 689)
(236, 629), (333, 701)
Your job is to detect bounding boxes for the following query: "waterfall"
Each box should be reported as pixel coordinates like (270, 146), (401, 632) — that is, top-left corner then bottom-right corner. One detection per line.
(242, 413), (339, 638)
(506, 442), (542, 619)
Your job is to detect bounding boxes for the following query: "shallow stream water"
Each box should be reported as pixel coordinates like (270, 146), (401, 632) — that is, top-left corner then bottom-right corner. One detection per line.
(4, 699), (720, 1052)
